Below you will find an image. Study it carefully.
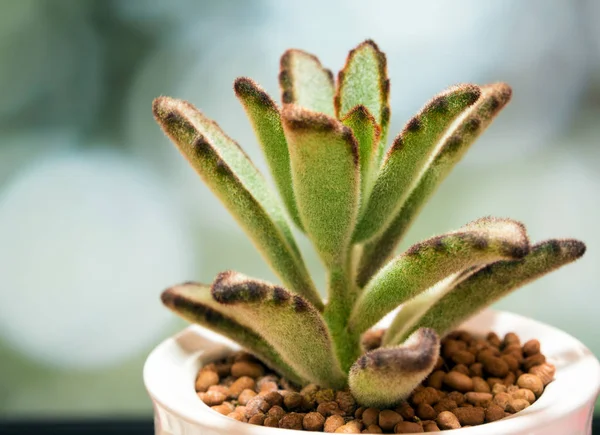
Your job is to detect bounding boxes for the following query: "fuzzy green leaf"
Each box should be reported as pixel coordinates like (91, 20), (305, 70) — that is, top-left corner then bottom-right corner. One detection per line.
(357, 83), (512, 286)
(279, 49), (335, 116)
(234, 77), (304, 230)
(335, 40), (390, 132)
(349, 217), (530, 334)
(211, 271), (346, 388)
(341, 105), (381, 204)
(349, 328), (440, 407)
(282, 104), (360, 268)
(353, 85), (481, 243)
(153, 97), (322, 309)
(382, 268), (480, 346)
(392, 239), (586, 343)
(161, 282), (305, 384)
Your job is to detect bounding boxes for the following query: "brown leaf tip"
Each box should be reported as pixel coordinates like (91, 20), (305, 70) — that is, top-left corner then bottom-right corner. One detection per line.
(281, 105), (360, 164)
(211, 271), (268, 304)
(282, 104), (338, 132)
(481, 83), (513, 114)
(546, 239), (586, 259)
(493, 82), (513, 105)
(234, 77), (276, 108)
(342, 104), (372, 122)
(337, 40), (389, 119)
(359, 39), (382, 53)
(152, 96), (180, 123)
(351, 39), (388, 72)
(161, 287), (177, 307)
(563, 239), (586, 258)
(233, 77), (256, 96)
(353, 328), (440, 374)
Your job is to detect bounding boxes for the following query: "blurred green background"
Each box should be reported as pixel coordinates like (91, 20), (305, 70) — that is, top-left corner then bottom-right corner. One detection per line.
(1, 0), (599, 419)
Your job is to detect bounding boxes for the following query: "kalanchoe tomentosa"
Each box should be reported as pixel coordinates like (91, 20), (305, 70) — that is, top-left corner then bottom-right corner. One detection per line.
(153, 40), (585, 407)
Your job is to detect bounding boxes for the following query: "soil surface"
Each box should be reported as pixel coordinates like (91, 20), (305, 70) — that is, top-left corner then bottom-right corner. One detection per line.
(195, 329), (554, 433)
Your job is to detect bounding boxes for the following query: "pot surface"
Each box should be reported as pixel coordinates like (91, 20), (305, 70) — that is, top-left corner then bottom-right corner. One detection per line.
(144, 309), (600, 434)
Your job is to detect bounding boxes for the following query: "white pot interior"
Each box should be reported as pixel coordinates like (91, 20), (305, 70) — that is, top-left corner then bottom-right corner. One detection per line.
(144, 309), (600, 434)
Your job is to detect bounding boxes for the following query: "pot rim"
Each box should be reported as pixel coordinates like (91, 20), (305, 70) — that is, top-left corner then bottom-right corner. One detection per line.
(144, 309), (600, 434)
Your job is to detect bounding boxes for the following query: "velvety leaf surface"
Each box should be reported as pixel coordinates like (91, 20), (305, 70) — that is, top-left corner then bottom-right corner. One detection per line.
(234, 77), (303, 230)
(282, 104), (360, 268)
(349, 217), (530, 333)
(279, 49), (335, 116)
(153, 97), (321, 308)
(353, 84), (481, 243)
(335, 40), (389, 131)
(349, 328), (440, 407)
(395, 239), (586, 342)
(341, 105), (381, 204)
(382, 268), (479, 346)
(161, 282), (304, 384)
(210, 271), (346, 388)
(357, 83), (512, 286)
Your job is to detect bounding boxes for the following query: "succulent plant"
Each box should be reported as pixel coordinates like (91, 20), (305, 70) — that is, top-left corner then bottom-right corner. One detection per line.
(153, 40), (585, 408)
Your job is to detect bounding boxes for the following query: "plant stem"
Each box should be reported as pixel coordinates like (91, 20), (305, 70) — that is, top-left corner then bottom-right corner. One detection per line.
(324, 249), (361, 373)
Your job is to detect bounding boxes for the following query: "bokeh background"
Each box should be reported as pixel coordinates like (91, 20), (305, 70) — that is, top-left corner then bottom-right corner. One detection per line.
(1, 0), (599, 419)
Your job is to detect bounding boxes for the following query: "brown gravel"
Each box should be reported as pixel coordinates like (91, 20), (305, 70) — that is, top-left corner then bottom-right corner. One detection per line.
(194, 332), (553, 433)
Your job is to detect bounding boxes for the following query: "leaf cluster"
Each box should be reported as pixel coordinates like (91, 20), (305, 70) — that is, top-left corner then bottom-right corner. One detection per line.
(153, 41), (585, 407)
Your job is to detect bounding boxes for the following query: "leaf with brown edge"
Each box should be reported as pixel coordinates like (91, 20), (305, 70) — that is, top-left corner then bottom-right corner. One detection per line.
(234, 77), (304, 230)
(341, 105), (381, 204)
(152, 97), (322, 309)
(211, 271), (347, 388)
(349, 217), (530, 334)
(282, 104), (360, 269)
(357, 83), (512, 287)
(279, 49), (335, 116)
(349, 328), (440, 407)
(335, 40), (390, 132)
(392, 239), (586, 343)
(161, 282), (305, 385)
(352, 84), (481, 243)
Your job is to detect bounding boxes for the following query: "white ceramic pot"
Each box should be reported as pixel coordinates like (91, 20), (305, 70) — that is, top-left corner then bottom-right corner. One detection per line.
(144, 310), (600, 434)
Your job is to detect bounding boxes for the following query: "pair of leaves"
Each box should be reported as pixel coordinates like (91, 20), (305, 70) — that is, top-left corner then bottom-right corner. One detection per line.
(349, 217), (530, 333)
(353, 85), (482, 243)
(276, 41), (390, 268)
(153, 97), (322, 309)
(384, 238), (586, 345)
(349, 236), (585, 406)
(161, 282), (304, 385)
(162, 271), (346, 388)
(357, 83), (513, 286)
